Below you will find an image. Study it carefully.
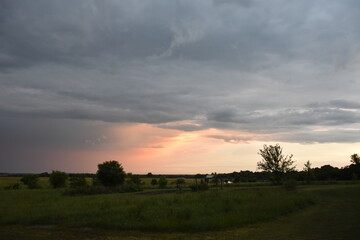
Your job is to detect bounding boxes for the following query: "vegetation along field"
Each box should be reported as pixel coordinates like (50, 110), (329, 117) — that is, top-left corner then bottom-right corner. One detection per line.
(1, 180), (360, 239)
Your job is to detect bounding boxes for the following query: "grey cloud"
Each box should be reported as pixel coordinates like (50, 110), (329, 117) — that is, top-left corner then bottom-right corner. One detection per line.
(276, 129), (360, 144)
(2, 0), (360, 72)
(157, 123), (207, 132)
(1, 0), (360, 172)
(207, 135), (251, 144)
(207, 102), (360, 133)
(308, 100), (360, 110)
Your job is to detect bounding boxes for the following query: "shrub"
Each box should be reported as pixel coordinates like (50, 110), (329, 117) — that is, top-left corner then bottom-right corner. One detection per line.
(189, 180), (209, 192)
(158, 176), (168, 189)
(126, 175), (143, 191)
(20, 174), (40, 189)
(69, 175), (88, 188)
(151, 178), (158, 186)
(96, 160), (126, 187)
(49, 171), (68, 188)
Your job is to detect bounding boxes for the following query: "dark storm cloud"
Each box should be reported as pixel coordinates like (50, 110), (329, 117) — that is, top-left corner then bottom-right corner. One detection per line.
(1, 0), (360, 165)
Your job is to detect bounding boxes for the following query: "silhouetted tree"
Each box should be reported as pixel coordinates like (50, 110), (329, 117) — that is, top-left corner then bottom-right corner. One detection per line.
(49, 171), (68, 188)
(314, 165), (339, 181)
(96, 160), (126, 187)
(257, 144), (296, 184)
(350, 153), (360, 165)
(303, 160), (315, 184)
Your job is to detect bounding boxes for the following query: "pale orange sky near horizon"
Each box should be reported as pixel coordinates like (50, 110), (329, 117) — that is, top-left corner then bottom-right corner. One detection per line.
(54, 123), (359, 174)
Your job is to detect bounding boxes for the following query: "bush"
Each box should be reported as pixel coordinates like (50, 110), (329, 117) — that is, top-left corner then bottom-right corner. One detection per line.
(126, 175), (143, 191)
(151, 178), (158, 186)
(189, 180), (209, 192)
(20, 174), (40, 189)
(69, 175), (88, 188)
(97, 160), (126, 187)
(158, 176), (168, 189)
(49, 171), (68, 188)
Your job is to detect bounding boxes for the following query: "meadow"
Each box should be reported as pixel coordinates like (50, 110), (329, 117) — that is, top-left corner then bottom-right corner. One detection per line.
(0, 177), (359, 239)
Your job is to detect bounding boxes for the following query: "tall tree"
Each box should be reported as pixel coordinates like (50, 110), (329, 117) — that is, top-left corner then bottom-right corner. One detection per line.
(96, 160), (126, 187)
(257, 144), (295, 184)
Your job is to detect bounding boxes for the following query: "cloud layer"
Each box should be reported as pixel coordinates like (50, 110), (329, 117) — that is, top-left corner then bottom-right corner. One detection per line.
(1, 0), (360, 171)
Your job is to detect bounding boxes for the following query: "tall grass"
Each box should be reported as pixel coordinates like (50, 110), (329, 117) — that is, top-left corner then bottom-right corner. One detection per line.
(0, 188), (313, 231)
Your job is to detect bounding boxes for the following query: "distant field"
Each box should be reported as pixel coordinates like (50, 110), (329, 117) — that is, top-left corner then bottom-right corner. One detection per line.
(0, 176), (270, 190)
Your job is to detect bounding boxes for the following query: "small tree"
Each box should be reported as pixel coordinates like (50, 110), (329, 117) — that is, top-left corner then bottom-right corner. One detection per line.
(96, 160), (126, 187)
(49, 171), (68, 188)
(257, 144), (296, 184)
(20, 174), (40, 189)
(158, 176), (168, 189)
(175, 178), (186, 192)
(303, 160), (315, 184)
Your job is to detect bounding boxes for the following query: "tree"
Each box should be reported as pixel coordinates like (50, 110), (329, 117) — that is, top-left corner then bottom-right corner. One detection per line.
(303, 160), (314, 184)
(350, 154), (360, 165)
(20, 174), (40, 189)
(158, 176), (168, 189)
(257, 144), (296, 184)
(49, 171), (68, 188)
(96, 160), (126, 187)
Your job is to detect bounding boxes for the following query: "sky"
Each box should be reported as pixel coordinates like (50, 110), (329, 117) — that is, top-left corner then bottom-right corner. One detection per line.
(0, 0), (360, 174)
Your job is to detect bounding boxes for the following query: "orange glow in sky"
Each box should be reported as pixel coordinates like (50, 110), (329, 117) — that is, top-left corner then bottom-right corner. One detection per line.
(57, 123), (360, 174)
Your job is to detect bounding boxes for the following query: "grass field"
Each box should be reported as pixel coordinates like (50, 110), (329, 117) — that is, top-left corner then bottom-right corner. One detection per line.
(0, 177), (359, 239)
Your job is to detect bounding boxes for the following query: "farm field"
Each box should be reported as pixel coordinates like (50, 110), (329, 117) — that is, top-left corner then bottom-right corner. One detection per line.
(0, 177), (359, 239)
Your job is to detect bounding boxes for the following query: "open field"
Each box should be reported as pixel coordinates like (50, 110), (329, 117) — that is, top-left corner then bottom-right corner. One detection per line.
(0, 178), (359, 239)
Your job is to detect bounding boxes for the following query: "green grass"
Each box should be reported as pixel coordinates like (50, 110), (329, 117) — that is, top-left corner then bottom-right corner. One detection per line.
(1, 184), (359, 239)
(0, 187), (312, 232)
(1, 178), (359, 239)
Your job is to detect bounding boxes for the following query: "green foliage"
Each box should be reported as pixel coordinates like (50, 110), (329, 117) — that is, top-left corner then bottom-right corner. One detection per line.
(49, 171), (68, 188)
(69, 175), (88, 188)
(0, 187), (315, 232)
(158, 176), (168, 189)
(189, 180), (209, 192)
(150, 178), (158, 185)
(96, 160), (126, 187)
(126, 175), (143, 191)
(20, 174), (40, 189)
(257, 144), (296, 184)
(175, 178), (186, 192)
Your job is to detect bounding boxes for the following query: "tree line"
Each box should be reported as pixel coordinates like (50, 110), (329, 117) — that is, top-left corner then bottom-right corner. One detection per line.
(4, 145), (360, 191)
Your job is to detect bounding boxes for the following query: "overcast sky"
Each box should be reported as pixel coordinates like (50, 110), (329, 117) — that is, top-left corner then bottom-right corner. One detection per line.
(1, 0), (359, 173)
